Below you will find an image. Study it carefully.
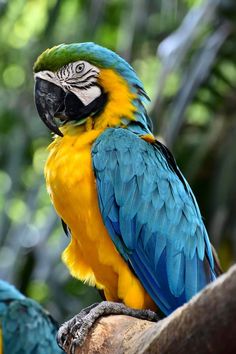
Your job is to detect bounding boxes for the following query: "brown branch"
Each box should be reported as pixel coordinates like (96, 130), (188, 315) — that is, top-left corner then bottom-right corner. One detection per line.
(64, 264), (236, 354)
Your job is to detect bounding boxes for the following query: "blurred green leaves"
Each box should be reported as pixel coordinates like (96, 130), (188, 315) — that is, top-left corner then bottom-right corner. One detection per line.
(0, 171), (12, 194)
(3, 65), (25, 88)
(27, 280), (50, 303)
(1, 0), (49, 48)
(6, 198), (28, 223)
(33, 147), (48, 175)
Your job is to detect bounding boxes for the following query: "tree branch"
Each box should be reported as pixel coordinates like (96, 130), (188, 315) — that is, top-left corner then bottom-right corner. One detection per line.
(63, 264), (236, 354)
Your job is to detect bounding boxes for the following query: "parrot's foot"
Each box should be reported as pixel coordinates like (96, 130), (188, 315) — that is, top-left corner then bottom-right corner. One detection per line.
(57, 301), (158, 353)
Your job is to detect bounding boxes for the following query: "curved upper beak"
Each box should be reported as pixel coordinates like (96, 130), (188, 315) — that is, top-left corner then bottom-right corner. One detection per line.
(34, 78), (65, 137)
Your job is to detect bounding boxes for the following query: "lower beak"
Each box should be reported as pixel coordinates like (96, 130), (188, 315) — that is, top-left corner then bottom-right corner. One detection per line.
(34, 78), (65, 137)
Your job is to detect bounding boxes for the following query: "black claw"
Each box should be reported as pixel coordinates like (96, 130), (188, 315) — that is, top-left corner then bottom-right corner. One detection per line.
(57, 301), (159, 352)
(57, 325), (69, 349)
(70, 341), (77, 354)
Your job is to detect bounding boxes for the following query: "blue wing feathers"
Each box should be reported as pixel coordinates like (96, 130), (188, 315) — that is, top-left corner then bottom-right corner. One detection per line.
(119, 209), (134, 249)
(131, 249), (171, 312)
(151, 189), (165, 210)
(154, 233), (166, 269)
(109, 200), (119, 222)
(92, 128), (217, 315)
(196, 227), (205, 260)
(166, 242), (185, 296)
(0, 280), (63, 353)
(0, 280), (25, 301)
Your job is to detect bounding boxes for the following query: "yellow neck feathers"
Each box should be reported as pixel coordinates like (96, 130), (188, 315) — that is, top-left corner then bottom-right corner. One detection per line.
(95, 68), (136, 129)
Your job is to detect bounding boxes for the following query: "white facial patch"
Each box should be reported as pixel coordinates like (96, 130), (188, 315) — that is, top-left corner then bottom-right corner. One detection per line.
(35, 61), (101, 106)
(34, 70), (61, 87)
(57, 61), (101, 105)
(69, 85), (102, 105)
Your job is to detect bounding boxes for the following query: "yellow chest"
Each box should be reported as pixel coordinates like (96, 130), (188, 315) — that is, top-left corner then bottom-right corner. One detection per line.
(45, 126), (156, 311)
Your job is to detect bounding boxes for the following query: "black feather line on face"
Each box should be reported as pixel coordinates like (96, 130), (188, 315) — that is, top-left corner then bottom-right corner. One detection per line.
(69, 82), (98, 91)
(67, 74), (99, 86)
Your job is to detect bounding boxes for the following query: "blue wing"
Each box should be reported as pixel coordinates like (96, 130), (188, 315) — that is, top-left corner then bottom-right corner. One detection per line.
(92, 128), (218, 315)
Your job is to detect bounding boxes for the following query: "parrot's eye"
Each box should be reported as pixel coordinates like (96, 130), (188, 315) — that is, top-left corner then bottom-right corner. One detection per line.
(76, 63), (85, 73)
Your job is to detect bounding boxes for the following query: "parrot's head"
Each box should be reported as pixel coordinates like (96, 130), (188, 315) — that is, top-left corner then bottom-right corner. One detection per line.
(33, 42), (152, 137)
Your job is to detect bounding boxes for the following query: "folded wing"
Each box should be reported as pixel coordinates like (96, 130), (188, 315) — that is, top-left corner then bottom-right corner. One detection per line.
(92, 128), (218, 315)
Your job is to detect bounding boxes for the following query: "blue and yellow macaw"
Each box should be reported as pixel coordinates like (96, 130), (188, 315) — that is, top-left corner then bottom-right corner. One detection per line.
(0, 279), (64, 353)
(33, 43), (220, 319)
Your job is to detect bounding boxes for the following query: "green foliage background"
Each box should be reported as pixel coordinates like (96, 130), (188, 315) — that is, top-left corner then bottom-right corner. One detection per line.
(0, 0), (235, 323)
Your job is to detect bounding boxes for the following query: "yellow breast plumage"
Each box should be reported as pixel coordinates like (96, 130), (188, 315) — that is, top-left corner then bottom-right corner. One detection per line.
(45, 124), (156, 311)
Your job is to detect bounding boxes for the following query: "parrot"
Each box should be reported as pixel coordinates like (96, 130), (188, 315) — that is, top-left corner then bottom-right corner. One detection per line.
(33, 42), (221, 339)
(0, 279), (64, 354)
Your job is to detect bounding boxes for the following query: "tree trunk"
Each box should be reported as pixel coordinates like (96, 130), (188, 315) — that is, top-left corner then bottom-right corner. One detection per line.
(64, 264), (236, 354)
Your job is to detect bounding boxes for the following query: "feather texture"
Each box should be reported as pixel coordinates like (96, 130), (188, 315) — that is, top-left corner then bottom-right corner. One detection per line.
(0, 280), (63, 354)
(35, 41), (220, 317)
(92, 128), (217, 315)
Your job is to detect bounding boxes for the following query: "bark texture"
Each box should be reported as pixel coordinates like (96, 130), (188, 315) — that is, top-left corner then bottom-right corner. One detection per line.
(64, 264), (236, 354)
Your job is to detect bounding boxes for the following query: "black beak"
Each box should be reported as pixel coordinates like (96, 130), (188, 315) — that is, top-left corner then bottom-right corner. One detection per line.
(34, 78), (65, 137)
(35, 77), (108, 137)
